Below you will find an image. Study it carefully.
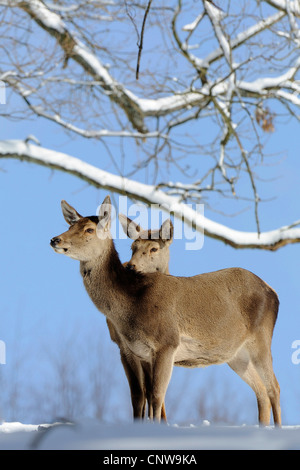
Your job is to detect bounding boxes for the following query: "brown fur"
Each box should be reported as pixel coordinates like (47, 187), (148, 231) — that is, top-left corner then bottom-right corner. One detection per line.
(50, 197), (281, 425)
(108, 215), (174, 421)
(119, 214), (173, 274)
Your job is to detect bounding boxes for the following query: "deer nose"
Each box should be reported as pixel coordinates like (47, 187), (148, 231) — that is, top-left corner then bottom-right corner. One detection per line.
(50, 237), (61, 247)
(126, 263), (136, 271)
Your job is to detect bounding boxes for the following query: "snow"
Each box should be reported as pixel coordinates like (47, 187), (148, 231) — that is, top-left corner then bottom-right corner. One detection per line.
(204, 1), (226, 22)
(138, 91), (208, 116)
(24, 0), (66, 33)
(267, 0), (300, 16)
(24, 0), (115, 90)
(182, 13), (204, 32)
(205, 2), (230, 65)
(200, 10), (285, 69)
(0, 420), (300, 450)
(240, 56), (300, 93)
(73, 43), (115, 87)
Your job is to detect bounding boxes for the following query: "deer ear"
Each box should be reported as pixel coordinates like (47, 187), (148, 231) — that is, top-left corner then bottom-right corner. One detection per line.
(61, 200), (83, 225)
(119, 214), (141, 240)
(98, 195), (112, 231)
(159, 219), (173, 244)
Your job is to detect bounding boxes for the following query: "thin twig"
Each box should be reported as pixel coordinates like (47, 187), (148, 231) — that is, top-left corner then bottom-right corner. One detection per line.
(136, 0), (153, 79)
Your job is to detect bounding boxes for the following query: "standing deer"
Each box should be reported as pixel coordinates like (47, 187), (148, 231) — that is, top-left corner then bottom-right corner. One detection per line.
(50, 196), (281, 426)
(107, 215), (173, 421)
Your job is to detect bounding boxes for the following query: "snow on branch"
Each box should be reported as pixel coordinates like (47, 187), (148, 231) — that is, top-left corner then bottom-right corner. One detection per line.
(204, 1), (230, 65)
(16, 0), (300, 124)
(203, 10), (285, 66)
(264, 0), (300, 16)
(18, 0), (148, 133)
(17, 0), (213, 124)
(1, 138), (300, 251)
(2, 72), (169, 140)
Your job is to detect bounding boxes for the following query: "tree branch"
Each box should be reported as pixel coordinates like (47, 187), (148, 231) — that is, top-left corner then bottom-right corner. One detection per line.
(1, 138), (300, 251)
(136, 0), (153, 80)
(15, 0), (300, 122)
(18, 0), (148, 133)
(264, 0), (300, 17)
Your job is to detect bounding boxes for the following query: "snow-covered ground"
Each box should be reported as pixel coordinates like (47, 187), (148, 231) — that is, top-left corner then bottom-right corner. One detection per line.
(0, 420), (300, 450)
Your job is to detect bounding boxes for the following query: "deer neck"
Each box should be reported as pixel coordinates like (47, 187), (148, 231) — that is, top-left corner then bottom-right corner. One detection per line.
(79, 240), (139, 321)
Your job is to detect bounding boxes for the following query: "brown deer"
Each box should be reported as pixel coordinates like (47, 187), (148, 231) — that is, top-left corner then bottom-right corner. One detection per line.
(50, 196), (281, 426)
(107, 215), (173, 421)
(119, 214), (173, 274)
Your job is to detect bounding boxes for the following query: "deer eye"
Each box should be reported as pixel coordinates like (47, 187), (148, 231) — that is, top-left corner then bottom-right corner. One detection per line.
(85, 228), (94, 234)
(150, 247), (158, 253)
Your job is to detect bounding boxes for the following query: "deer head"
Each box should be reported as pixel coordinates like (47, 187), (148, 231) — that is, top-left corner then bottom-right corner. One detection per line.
(50, 196), (112, 261)
(119, 214), (173, 273)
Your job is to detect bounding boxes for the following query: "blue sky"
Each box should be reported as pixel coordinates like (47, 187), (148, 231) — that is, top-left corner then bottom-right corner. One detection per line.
(1, 2), (300, 426)
(1, 108), (300, 425)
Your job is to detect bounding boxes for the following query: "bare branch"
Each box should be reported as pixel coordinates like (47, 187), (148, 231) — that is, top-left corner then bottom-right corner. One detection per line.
(136, 0), (153, 80)
(18, 0), (148, 132)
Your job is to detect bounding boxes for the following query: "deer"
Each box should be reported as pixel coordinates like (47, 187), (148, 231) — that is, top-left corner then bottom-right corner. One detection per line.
(106, 215), (173, 421)
(118, 214), (173, 275)
(50, 196), (281, 426)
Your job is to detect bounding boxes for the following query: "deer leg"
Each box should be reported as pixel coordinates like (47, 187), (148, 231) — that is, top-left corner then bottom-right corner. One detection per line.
(120, 351), (146, 420)
(151, 346), (175, 422)
(107, 320), (146, 419)
(142, 361), (153, 420)
(228, 350), (271, 426)
(142, 361), (168, 422)
(248, 342), (281, 427)
(161, 402), (167, 422)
